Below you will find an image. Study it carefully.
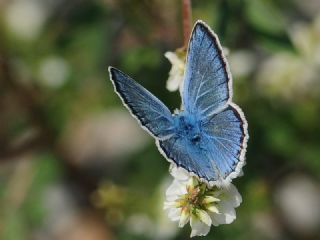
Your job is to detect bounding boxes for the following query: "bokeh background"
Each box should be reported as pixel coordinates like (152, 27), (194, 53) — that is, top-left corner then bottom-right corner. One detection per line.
(1, 0), (320, 239)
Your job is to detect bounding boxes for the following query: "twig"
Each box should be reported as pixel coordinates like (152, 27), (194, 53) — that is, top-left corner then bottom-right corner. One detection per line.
(0, 134), (43, 160)
(182, 0), (192, 48)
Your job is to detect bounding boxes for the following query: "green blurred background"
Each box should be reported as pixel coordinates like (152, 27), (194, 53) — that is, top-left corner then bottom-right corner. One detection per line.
(0, 0), (320, 239)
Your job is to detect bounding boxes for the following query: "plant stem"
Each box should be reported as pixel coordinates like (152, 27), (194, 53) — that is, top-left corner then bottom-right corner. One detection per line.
(182, 0), (192, 48)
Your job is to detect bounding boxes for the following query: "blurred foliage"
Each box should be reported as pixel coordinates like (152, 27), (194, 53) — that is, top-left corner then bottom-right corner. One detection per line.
(0, 0), (320, 240)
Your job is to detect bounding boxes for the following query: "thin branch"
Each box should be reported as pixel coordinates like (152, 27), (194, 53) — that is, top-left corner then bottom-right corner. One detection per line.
(0, 135), (43, 160)
(182, 0), (192, 48)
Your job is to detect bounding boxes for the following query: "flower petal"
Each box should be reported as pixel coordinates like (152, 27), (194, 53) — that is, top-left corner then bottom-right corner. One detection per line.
(190, 215), (211, 237)
(203, 195), (220, 204)
(179, 208), (190, 227)
(187, 177), (199, 192)
(223, 184), (242, 207)
(167, 74), (182, 92)
(166, 179), (187, 200)
(210, 212), (222, 226)
(164, 52), (184, 92)
(164, 51), (180, 64)
(163, 200), (179, 210)
(196, 209), (212, 226)
(169, 165), (190, 181)
(220, 202), (236, 224)
(207, 204), (220, 214)
(167, 208), (181, 222)
(211, 201), (236, 225)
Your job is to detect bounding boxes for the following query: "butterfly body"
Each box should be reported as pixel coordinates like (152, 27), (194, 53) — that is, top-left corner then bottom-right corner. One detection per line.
(109, 20), (248, 186)
(174, 112), (202, 144)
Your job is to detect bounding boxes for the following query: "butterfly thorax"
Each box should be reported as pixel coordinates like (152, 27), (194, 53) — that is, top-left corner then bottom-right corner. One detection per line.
(174, 113), (202, 145)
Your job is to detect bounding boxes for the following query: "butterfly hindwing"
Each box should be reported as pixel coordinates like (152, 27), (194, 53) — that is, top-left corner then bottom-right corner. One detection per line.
(201, 104), (248, 181)
(158, 105), (248, 185)
(157, 134), (218, 181)
(109, 67), (175, 139)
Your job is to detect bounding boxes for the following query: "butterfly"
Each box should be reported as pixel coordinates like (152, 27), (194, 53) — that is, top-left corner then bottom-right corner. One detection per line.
(108, 20), (248, 186)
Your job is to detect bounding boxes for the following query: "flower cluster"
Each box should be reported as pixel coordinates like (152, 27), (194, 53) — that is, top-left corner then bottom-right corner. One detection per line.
(164, 166), (242, 237)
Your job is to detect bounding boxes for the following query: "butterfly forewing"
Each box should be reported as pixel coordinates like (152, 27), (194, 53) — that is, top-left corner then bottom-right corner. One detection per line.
(109, 67), (175, 139)
(182, 21), (231, 118)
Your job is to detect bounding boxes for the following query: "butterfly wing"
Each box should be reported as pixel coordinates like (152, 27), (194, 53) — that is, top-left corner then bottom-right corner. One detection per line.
(109, 67), (175, 139)
(182, 20), (231, 118)
(201, 104), (248, 184)
(176, 21), (248, 185)
(157, 105), (248, 185)
(157, 134), (218, 182)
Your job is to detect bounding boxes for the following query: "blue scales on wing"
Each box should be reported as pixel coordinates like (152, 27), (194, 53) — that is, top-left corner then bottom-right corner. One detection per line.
(201, 105), (247, 180)
(158, 105), (247, 184)
(182, 21), (231, 118)
(157, 21), (248, 185)
(108, 20), (248, 186)
(109, 67), (175, 139)
(157, 113), (219, 181)
(158, 135), (218, 181)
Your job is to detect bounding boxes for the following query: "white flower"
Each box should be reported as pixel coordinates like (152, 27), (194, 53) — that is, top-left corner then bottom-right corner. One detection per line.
(38, 56), (70, 88)
(229, 50), (256, 78)
(257, 13), (320, 101)
(164, 166), (242, 237)
(164, 50), (186, 93)
(5, 0), (48, 41)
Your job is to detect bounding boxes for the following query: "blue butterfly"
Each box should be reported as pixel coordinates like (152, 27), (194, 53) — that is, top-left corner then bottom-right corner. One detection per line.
(109, 20), (248, 186)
